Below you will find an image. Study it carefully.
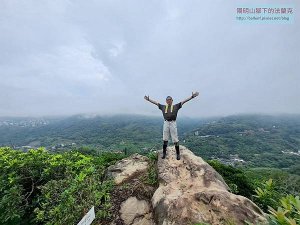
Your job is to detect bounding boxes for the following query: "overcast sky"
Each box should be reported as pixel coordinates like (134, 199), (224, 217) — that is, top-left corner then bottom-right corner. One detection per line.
(0, 0), (299, 118)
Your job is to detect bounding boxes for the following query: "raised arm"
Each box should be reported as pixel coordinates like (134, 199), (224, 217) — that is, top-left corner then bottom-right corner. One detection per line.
(144, 95), (159, 106)
(181, 91), (199, 105)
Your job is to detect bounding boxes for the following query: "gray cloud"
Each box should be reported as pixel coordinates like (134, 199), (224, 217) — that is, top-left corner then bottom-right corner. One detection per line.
(0, 0), (299, 117)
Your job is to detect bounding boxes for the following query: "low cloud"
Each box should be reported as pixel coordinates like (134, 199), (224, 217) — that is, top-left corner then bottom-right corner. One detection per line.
(0, 0), (299, 117)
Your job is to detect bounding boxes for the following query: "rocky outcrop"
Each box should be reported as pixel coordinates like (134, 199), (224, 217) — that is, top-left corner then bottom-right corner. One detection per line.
(107, 153), (150, 185)
(119, 197), (154, 225)
(106, 153), (156, 225)
(106, 147), (267, 225)
(152, 146), (267, 225)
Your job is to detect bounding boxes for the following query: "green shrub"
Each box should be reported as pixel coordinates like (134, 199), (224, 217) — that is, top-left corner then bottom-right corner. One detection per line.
(0, 147), (121, 224)
(268, 195), (300, 225)
(253, 179), (280, 212)
(145, 151), (158, 186)
(207, 160), (255, 198)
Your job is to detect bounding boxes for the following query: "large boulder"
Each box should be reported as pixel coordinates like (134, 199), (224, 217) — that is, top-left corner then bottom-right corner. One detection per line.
(119, 196), (154, 225)
(107, 153), (150, 185)
(106, 153), (156, 225)
(152, 146), (267, 225)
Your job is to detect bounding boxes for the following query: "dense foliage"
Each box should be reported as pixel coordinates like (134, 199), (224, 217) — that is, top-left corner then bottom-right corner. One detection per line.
(245, 168), (300, 197)
(0, 147), (125, 225)
(207, 160), (255, 198)
(253, 180), (300, 225)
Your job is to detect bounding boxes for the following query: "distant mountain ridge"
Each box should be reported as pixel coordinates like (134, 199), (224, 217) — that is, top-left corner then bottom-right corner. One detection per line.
(1, 114), (300, 172)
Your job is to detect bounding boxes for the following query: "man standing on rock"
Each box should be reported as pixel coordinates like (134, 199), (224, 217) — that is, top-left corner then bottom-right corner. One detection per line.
(144, 92), (199, 160)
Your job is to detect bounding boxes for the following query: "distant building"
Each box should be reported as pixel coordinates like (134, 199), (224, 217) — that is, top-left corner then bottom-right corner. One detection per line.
(281, 150), (300, 156)
(200, 135), (215, 138)
(258, 128), (270, 133)
(21, 146), (32, 149)
(238, 130), (254, 136)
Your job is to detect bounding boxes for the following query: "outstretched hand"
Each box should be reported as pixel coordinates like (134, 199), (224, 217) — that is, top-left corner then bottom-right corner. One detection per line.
(144, 95), (150, 101)
(192, 91), (199, 98)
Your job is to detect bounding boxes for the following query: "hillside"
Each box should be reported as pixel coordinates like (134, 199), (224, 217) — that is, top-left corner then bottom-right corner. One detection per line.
(1, 114), (299, 172)
(0, 114), (207, 151)
(184, 114), (300, 173)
